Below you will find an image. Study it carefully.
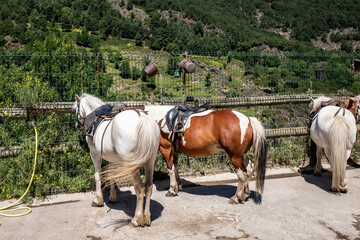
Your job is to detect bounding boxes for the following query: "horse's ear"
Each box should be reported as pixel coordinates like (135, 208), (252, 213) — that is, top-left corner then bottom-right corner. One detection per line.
(346, 97), (356, 109)
(309, 96), (314, 104)
(75, 94), (80, 101)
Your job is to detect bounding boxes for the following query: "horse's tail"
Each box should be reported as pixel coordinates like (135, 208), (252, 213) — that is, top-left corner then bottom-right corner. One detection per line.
(329, 115), (351, 191)
(249, 117), (267, 193)
(102, 114), (160, 185)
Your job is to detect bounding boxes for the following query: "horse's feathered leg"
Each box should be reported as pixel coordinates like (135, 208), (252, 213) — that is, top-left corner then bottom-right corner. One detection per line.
(167, 163), (179, 197)
(229, 157), (249, 204)
(314, 146), (324, 176)
(130, 171), (145, 227)
(89, 151), (104, 207)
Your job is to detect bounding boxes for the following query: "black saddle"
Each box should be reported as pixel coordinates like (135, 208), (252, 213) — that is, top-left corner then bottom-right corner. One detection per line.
(165, 103), (210, 132)
(85, 103), (127, 139)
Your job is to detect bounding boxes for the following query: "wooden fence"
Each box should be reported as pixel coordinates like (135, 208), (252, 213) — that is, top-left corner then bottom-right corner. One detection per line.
(1, 94), (357, 158)
(0, 94), (331, 119)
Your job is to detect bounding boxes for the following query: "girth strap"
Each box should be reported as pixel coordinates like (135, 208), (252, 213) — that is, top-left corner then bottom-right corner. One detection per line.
(334, 107), (346, 117)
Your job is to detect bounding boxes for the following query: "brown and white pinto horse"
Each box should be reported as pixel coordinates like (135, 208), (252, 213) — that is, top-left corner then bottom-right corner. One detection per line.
(158, 109), (267, 204)
(345, 96), (360, 122)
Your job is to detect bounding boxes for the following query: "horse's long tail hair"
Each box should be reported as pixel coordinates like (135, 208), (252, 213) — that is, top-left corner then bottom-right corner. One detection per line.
(249, 117), (267, 193)
(102, 114), (160, 186)
(329, 115), (351, 191)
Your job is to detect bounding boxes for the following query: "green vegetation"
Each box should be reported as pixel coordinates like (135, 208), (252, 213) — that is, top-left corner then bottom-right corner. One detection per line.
(0, 0), (359, 53)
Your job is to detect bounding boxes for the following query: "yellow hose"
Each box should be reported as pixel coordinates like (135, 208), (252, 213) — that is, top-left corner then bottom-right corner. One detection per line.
(0, 123), (38, 226)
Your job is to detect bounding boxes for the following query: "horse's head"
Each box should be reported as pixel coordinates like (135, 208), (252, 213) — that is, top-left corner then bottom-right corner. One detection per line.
(73, 93), (106, 130)
(73, 94), (85, 130)
(345, 96), (360, 122)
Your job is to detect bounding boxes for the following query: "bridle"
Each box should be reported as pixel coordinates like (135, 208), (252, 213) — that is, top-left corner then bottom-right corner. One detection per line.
(75, 99), (86, 130)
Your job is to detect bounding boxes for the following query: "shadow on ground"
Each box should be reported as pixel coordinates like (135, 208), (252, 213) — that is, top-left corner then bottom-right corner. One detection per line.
(176, 182), (263, 204)
(300, 168), (347, 196)
(300, 160), (358, 194)
(101, 188), (164, 228)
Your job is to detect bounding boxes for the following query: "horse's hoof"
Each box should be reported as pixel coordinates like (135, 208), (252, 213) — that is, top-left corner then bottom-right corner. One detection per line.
(130, 218), (146, 227)
(314, 171), (321, 176)
(340, 187), (348, 193)
(129, 219), (139, 227)
(91, 202), (104, 207)
(144, 218), (151, 226)
(108, 197), (117, 203)
(228, 198), (239, 205)
(165, 191), (178, 197)
(330, 187), (340, 193)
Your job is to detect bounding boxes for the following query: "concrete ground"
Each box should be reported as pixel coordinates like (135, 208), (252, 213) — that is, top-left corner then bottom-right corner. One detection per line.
(1, 166), (360, 240)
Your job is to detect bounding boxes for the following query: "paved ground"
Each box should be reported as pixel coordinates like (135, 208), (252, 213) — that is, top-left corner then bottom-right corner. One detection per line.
(1, 166), (360, 240)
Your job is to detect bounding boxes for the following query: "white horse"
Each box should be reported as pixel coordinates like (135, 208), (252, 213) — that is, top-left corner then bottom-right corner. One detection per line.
(309, 96), (357, 192)
(144, 105), (174, 122)
(73, 94), (160, 227)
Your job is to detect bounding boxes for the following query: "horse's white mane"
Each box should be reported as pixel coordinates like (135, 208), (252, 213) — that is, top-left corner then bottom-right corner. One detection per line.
(310, 96), (332, 109)
(72, 93), (105, 110)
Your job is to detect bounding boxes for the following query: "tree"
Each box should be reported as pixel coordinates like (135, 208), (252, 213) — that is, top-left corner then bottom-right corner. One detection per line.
(192, 22), (204, 37)
(341, 41), (353, 53)
(126, 0), (133, 11)
(135, 31), (143, 46)
(205, 72), (211, 87)
(165, 43), (180, 54)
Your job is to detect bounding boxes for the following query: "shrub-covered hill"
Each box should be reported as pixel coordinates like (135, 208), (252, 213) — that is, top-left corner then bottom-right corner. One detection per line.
(0, 0), (359, 53)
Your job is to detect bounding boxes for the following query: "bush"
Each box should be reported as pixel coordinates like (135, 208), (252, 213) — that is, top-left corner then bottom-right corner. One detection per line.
(205, 72), (211, 87)
(131, 66), (142, 80)
(120, 60), (131, 79)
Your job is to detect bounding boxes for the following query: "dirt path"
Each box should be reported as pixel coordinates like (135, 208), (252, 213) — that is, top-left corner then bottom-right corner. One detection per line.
(1, 168), (360, 240)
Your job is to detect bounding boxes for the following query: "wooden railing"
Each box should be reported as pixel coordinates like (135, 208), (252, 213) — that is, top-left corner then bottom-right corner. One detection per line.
(0, 94), (335, 119)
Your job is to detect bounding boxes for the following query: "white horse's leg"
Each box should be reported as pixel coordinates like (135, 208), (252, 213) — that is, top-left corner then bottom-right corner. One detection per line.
(109, 183), (117, 203)
(166, 164), (179, 197)
(130, 171), (145, 227)
(229, 168), (248, 204)
(339, 150), (350, 193)
(143, 156), (156, 226)
(90, 151), (104, 207)
(314, 146), (324, 176)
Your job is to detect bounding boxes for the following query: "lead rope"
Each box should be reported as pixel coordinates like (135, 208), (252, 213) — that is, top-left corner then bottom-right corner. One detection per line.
(0, 122), (38, 226)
